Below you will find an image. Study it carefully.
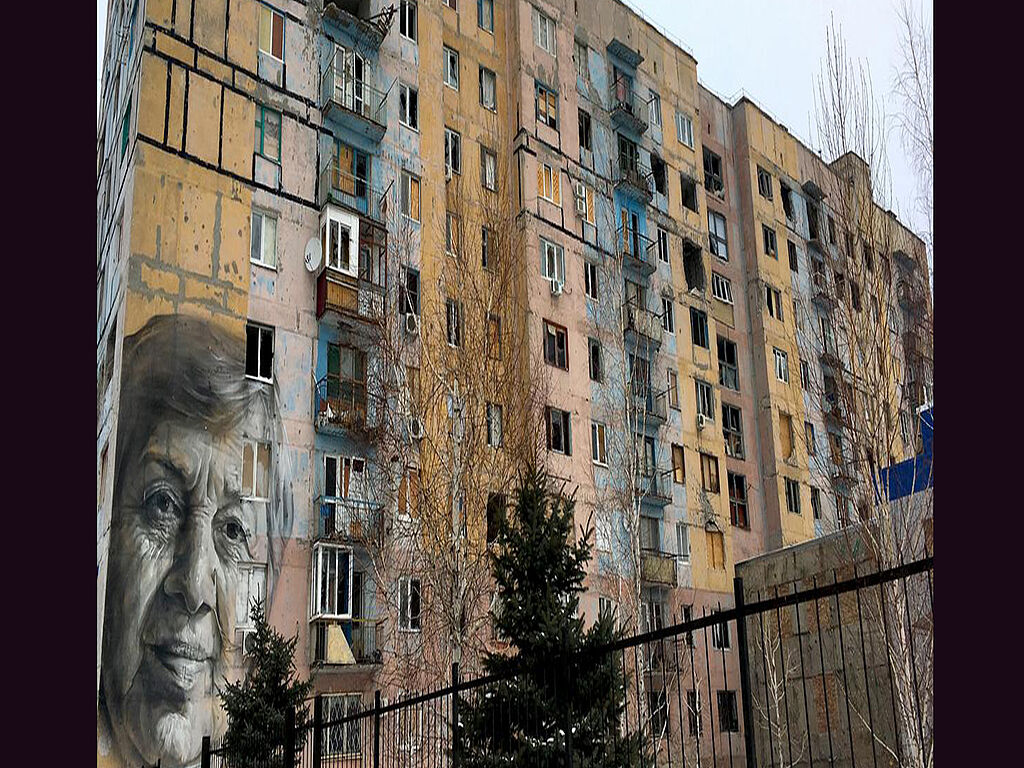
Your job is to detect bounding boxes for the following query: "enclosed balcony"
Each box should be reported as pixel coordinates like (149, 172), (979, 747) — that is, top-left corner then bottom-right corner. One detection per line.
(322, 2), (395, 49)
(623, 303), (663, 349)
(614, 156), (654, 204)
(320, 60), (389, 143)
(617, 224), (656, 276)
(610, 75), (649, 135)
(311, 616), (385, 667)
(640, 548), (677, 586)
(313, 495), (385, 542)
(316, 268), (384, 323)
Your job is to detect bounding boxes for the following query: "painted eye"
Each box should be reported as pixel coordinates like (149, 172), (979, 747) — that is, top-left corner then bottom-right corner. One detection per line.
(223, 520), (246, 542)
(143, 486), (183, 522)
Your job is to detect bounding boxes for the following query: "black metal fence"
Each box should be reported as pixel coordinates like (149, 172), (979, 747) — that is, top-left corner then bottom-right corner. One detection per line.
(202, 556), (932, 768)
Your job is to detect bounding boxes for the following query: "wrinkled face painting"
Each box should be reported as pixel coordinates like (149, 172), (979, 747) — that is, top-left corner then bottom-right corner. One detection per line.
(103, 421), (256, 767)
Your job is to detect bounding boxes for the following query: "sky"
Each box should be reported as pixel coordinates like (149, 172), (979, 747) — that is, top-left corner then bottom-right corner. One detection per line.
(97, 0), (932, 242)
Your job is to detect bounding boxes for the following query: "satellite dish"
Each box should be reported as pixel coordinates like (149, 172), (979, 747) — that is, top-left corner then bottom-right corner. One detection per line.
(304, 237), (322, 273)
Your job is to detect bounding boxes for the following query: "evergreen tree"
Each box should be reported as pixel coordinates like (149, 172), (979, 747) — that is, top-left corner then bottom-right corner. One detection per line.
(219, 598), (313, 768)
(456, 466), (646, 767)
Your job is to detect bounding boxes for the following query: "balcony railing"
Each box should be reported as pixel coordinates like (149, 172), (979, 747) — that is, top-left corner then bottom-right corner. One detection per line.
(640, 548), (678, 586)
(623, 304), (663, 348)
(320, 62), (388, 141)
(614, 157), (654, 202)
(318, 161), (388, 224)
(314, 375), (384, 435)
(617, 225), (656, 274)
(631, 387), (668, 425)
(311, 617), (384, 666)
(811, 270), (835, 308)
(610, 76), (649, 134)
(316, 268), (385, 322)
(322, 2), (395, 49)
(637, 469), (672, 505)
(314, 494), (384, 541)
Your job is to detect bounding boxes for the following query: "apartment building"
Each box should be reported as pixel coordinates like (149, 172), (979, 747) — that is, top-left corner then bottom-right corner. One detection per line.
(96, 1), (930, 765)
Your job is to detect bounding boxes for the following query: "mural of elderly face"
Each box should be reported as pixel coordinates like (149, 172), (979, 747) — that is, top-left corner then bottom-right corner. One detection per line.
(100, 315), (293, 768)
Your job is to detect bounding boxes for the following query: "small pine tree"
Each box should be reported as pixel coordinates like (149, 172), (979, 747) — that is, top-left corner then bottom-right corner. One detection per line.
(219, 598), (313, 768)
(456, 466), (647, 767)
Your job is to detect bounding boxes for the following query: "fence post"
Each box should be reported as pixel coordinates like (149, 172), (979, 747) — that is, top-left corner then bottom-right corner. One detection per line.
(451, 661), (460, 768)
(312, 695), (323, 768)
(284, 706), (296, 767)
(373, 689), (381, 768)
(734, 576), (758, 768)
(200, 736), (210, 768)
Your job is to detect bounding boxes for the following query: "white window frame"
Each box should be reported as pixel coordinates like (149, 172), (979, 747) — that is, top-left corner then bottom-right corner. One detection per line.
(661, 297), (675, 333)
(711, 272), (733, 304)
(477, 0), (494, 33)
(399, 0), (418, 42)
(676, 112), (694, 148)
(235, 562), (268, 628)
(398, 83), (418, 130)
(479, 66), (497, 110)
(574, 40), (588, 79)
(400, 171), (421, 222)
(257, 4), (285, 62)
(533, 6), (556, 55)
(444, 127), (462, 175)
(539, 162), (559, 202)
(774, 347), (790, 382)
(648, 91), (662, 127)
(443, 46), (459, 90)
(695, 379), (715, 420)
(676, 522), (690, 562)
(323, 694), (362, 757)
(540, 237), (565, 284)
(591, 422), (608, 466)
(245, 322), (274, 382)
(310, 543), (354, 620)
(584, 261), (599, 300)
(708, 210), (728, 261)
(398, 576), (422, 631)
(656, 227), (669, 263)
(250, 209), (278, 269)
(481, 146), (497, 191)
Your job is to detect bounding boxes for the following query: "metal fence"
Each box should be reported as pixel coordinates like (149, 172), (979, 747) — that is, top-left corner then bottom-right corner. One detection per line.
(202, 556), (932, 768)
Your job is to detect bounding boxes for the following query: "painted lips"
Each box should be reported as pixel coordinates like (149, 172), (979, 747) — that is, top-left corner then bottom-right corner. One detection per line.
(150, 641), (213, 691)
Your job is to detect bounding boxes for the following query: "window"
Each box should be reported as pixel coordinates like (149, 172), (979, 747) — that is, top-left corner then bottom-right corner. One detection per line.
(682, 241), (705, 292)
(785, 478), (801, 514)
(656, 227), (669, 263)
(707, 530), (725, 569)
(708, 210), (728, 260)
(574, 40), (588, 78)
(545, 407), (572, 455)
(536, 82), (558, 129)
(486, 492), (505, 544)
(445, 299), (462, 346)
(578, 109), (593, 152)
(480, 227), (492, 269)
(763, 225), (778, 258)
(711, 273), (733, 305)
(676, 112), (694, 148)
(487, 313), (502, 359)
(444, 127), (462, 175)
(398, 576), (421, 631)
(718, 691), (739, 732)
(781, 182), (794, 221)
(399, 0), (417, 41)
(311, 543), (352, 619)
(711, 609), (730, 648)
(863, 243), (874, 272)
(648, 91), (662, 127)
(703, 147), (724, 196)
(479, 66), (496, 110)
(728, 473), (748, 528)
(443, 0), (456, 8)
(250, 210), (277, 268)
(690, 308), (709, 348)
(788, 240), (799, 272)
(774, 347), (789, 382)
(443, 46), (459, 89)
(540, 238), (565, 284)
(687, 691), (702, 736)
(486, 402), (504, 447)
(235, 563), (267, 628)
(400, 171), (421, 221)
(681, 174), (698, 212)
(533, 7), (556, 55)
(538, 162), (561, 203)
(672, 444), (685, 484)
(584, 261), (599, 300)
(757, 166), (773, 199)
(255, 105), (282, 162)
(598, 595), (616, 620)
(700, 452), (720, 494)
(766, 285), (784, 321)
(399, 266), (420, 315)
(676, 522), (690, 561)
(399, 83), (418, 129)
(805, 421), (816, 455)
(667, 370), (680, 409)
(811, 487), (822, 519)
(722, 404), (744, 459)
(245, 323), (274, 381)
(695, 379), (715, 420)
(649, 688), (668, 734)
(543, 320), (569, 369)
(479, 147), (497, 191)
(242, 439), (271, 500)
(800, 359), (810, 389)
(324, 346), (367, 420)
(591, 422), (608, 465)
(477, 0), (493, 32)
(851, 282), (862, 312)
(661, 297), (675, 333)
(845, 232), (855, 260)
(323, 694), (361, 756)
(258, 4), (284, 60)
(588, 338), (602, 381)
(445, 211), (461, 256)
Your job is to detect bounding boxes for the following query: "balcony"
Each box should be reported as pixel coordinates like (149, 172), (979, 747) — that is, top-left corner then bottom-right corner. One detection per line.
(640, 548), (678, 586)
(822, 395), (849, 427)
(610, 76), (649, 135)
(631, 387), (668, 427)
(317, 268), (384, 323)
(819, 342), (842, 371)
(618, 225), (656, 276)
(623, 304), (663, 349)
(322, 2), (395, 49)
(313, 495), (385, 542)
(897, 280), (927, 317)
(831, 461), (856, 487)
(892, 248), (917, 274)
(311, 617), (384, 667)
(614, 157), (654, 203)
(314, 376), (382, 437)
(320, 63), (388, 143)
(811, 270), (836, 309)
(637, 469), (673, 507)
(319, 161), (389, 225)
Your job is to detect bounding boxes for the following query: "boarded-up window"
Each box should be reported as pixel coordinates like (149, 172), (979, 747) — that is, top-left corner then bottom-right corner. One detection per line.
(706, 530), (725, 570)
(780, 412), (794, 458)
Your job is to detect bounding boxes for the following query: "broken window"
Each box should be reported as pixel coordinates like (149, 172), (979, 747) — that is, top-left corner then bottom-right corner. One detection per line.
(578, 109), (592, 152)
(588, 338), (602, 381)
(785, 478), (801, 514)
(681, 174), (698, 212)
(486, 492), (505, 543)
(728, 473), (748, 527)
(650, 154), (667, 195)
(683, 239), (705, 292)
(788, 240), (799, 272)
(543, 320), (569, 369)
(807, 203), (821, 241)
(708, 210), (728, 260)
(863, 244), (874, 272)
(780, 182), (794, 221)
(766, 285), (784, 322)
(828, 215), (837, 244)
(711, 273), (733, 305)
(722, 404), (744, 458)
(718, 337), (739, 390)
(763, 224), (778, 258)
(703, 147), (723, 196)
(690, 308), (709, 349)
(757, 166), (773, 199)
(700, 452), (720, 493)
(851, 282), (862, 312)
(779, 412), (794, 457)
(545, 406), (572, 455)
(246, 323), (274, 381)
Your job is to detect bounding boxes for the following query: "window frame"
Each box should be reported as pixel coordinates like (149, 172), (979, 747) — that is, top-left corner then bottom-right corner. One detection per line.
(533, 6), (556, 55)
(690, 307), (710, 349)
(445, 298), (463, 347)
(399, 0), (418, 42)
(250, 209), (278, 269)
(443, 46), (460, 90)
(584, 260), (599, 300)
(535, 81), (559, 129)
(591, 421), (608, 466)
(479, 66), (497, 111)
(444, 127), (462, 176)
(711, 272), (733, 304)
(708, 210), (728, 260)
(398, 576), (422, 631)
(676, 111), (694, 148)
(545, 406), (572, 455)
(728, 472), (748, 528)
(400, 171), (421, 222)
(785, 478), (801, 515)
(763, 224), (778, 258)
(245, 322), (275, 382)
(398, 83), (419, 130)
(661, 297), (675, 333)
(255, 105), (282, 163)
(486, 402), (504, 448)
(543, 319), (569, 370)
(700, 452), (720, 494)
(477, 0), (494, 33)
(774, 347), (790, 382)
(588, 337), (602, 382)
(757, 166), (773, 200)
(722, 404), (744, 459)
(323, 693), (363, 756)
(311, 542), (354, 620)
(258, 3), (285, 61)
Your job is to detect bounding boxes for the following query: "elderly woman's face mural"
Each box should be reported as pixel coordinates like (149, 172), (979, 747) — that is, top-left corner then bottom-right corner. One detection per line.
(100, 314), (292, 768)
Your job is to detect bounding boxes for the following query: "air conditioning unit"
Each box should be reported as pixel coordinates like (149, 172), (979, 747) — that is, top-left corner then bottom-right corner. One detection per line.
(237, 627), (258, 657)
(550, 278), (564, 296)
(696, 413), (708, 431)
(408, 416), (425, 440)
(573, 182), (588, 216)
(575, 195), (588, 216)
(404, 312), (420, 335)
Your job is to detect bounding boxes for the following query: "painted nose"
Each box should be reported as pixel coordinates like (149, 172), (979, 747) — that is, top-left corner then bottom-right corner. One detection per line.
(164, 513), (217, 615)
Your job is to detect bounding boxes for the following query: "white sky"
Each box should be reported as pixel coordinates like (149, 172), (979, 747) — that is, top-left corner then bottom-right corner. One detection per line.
(96, 0), (932, 240)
